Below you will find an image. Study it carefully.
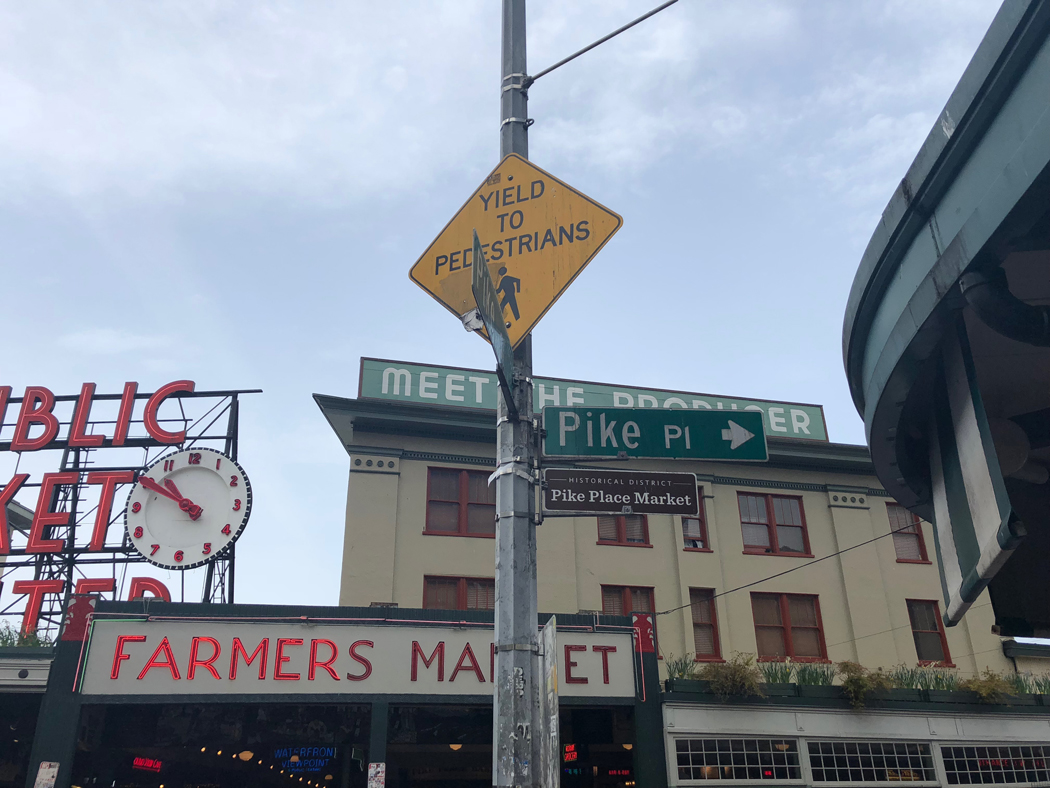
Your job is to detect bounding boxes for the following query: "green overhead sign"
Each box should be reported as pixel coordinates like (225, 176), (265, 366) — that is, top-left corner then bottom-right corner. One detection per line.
(542, 408), (768, 461)
(358, 357), (828, 442)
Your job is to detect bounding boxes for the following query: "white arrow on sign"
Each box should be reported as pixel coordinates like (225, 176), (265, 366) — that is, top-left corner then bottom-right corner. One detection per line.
(721, 420), (755, 450)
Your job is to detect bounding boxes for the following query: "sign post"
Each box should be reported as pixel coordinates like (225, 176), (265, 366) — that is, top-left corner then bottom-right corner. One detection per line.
(492, 3), (542, 787)
(543, 407), (768, 461)
(539, 616), (560, 788)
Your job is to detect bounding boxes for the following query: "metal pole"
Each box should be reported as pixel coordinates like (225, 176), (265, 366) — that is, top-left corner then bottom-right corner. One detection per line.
(494, 1), (540, 787)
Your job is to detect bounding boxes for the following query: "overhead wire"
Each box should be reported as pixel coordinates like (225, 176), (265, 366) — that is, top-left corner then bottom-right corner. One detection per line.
(656, 520), (924, 617)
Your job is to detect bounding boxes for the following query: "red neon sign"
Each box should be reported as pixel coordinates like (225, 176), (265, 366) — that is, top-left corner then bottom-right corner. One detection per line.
(132, 757), (162, 773)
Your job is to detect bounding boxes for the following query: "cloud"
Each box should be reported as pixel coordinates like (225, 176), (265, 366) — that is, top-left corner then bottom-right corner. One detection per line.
(57, 328), (172, 355)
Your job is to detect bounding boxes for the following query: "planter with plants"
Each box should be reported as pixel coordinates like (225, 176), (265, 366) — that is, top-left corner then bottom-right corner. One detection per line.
(758, 659), (798, 696)
(795, 662), (841, 699)
(697, 653), (764, 700)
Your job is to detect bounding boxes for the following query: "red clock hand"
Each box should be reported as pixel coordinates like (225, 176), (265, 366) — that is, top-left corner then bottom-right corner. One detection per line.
(138, 476), (203, 521)
(138, 476), (180, 502)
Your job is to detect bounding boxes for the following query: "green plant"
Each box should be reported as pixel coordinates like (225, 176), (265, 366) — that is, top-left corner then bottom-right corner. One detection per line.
(795, 662), (837, 686)
(1032, 674), (1050, 695)
(959, 669), (1016, 703)
(0, 620), (53, 648)
(698, 653), (764, 700)
(759, 659), (793, 684)
(666, 653), (699, 681)
(887, 665), (920, 689)
(837, 661), (893, 709)
(913, 665), (958, 691)
(1006, 672), (1035, 695)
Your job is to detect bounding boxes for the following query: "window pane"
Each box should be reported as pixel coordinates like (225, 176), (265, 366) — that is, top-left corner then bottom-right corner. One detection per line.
(788, 596), (817, 627)
(739, 494), (767, 523)
(467, 472), (495, 504)
(913, 632), (945, 663)
(893, 532), (922, 560)
(425, 578), (460, 610)
(466, 579), (495, 610)
(694, 623), (716, 656)
(776, 525), (806, 553)
(466, 503), (495, 534)
(602, 587), (625, 615)
(742, 522), (771, 548)
(427, 501), (460, 532)
(887, 503), (917, 533)
(756, 627), (786, 658)
(752, 595), (782, 625)
(429, 469), (461, 501)
(624, 516), (647, 544)
(690, 590), (713, 624)
(907, 600), (938, 632)
(791, 628), (822, 658)
(772, 497), (802, 526)
(683, 518), (705, 549)
(630, 588), (653, 614)
(597, 516), (619, 541)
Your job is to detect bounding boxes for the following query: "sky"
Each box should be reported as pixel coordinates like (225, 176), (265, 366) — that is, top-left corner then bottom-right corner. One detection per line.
(0, 0), (1005, 610)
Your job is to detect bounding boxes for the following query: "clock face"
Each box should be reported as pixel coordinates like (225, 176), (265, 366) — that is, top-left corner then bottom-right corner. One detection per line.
(125, 448), (252, 570)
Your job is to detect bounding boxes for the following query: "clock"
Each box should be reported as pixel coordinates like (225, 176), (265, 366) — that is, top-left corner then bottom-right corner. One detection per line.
(125, 447), (252, 569)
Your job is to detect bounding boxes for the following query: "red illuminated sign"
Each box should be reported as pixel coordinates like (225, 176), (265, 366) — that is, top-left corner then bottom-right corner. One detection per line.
(564, 743), (578, 763)
(132, 757), (162, 773)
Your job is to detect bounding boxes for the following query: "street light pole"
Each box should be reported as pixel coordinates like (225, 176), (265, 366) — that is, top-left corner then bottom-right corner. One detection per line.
(494, 1), (540, 787)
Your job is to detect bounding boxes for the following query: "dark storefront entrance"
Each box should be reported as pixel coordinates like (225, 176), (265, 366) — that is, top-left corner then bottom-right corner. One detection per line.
(71, 703), (371, 788)
(383, 706), (634, 788)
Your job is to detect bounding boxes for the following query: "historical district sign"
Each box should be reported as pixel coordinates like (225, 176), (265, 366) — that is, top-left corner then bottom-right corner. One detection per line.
(543, 407), (768, 461)
(544, 468), (699, 516)
(358, 358), (829, 442)
(409, 154), (622, 348)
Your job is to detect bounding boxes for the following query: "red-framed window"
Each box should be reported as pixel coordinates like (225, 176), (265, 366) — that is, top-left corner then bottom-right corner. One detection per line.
(423, 576), (495, 611)
(888, 503), (929, 563)
(682, 487), (710, 551)
(425, 467), (495, 537)
(751, 593), (827, 661)
(738, 493), (811, 556)
(689, 588), (721, 661)
(907, 599), (953, 666)
(597, 515), (650, 546)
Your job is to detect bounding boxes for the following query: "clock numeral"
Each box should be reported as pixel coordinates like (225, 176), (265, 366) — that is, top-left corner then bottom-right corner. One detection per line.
(174, 550), (184, 563)
(229, 475), (239, 487)
(222, 524), (232, 536)
(189, 453), (202, 465)
(233, 499), (242, 511)
(133, 526), (144, 539)
(131, 502), (141, 513)
(164, 459), (174, 472)
(202, 543), (212, 555)
(150, 544), (160, 556)
(216, 458), (222, 470)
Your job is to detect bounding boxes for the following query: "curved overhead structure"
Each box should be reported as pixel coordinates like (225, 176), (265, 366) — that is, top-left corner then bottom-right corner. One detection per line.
(842, 1), (1050, 636)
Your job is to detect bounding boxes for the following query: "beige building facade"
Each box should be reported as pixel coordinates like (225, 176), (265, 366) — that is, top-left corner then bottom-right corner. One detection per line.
(317, 359), (1044, 679)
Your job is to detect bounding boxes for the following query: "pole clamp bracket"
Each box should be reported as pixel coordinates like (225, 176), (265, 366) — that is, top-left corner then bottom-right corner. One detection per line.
(494, 642), (540, 654)
(500, 117), (535, 130)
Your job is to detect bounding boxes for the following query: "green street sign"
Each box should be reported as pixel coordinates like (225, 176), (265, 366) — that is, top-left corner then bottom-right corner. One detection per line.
(542, 407), (768, 461)
(470, 229), (515, 405)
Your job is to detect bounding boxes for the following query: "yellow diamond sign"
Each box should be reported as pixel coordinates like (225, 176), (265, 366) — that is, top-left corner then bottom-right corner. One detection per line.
(410, 154), (622, 348)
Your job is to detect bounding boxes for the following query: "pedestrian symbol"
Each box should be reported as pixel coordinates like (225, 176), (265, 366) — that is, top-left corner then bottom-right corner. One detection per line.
(497, 267), (521, 323)
(409, 154), (623, 349)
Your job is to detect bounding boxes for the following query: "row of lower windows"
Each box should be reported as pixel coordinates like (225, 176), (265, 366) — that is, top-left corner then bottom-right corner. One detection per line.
(425, 468), (929, 562)
(421, 576), (952, 665)
(674, 738), (1050, 785)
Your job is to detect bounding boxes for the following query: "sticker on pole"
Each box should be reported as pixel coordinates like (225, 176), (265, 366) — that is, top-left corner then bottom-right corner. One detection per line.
(410, 154), (622, 348)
